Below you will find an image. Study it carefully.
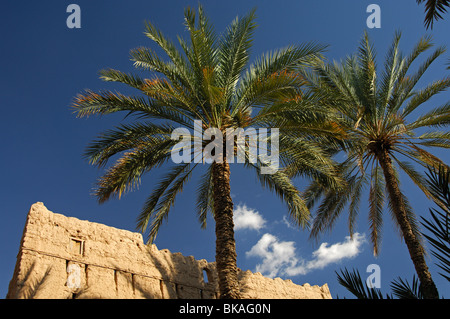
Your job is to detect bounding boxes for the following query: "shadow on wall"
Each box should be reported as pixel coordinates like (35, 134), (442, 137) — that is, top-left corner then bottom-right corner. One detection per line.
(64, 246), (220, 299)
(7, 262), (52, 299)
(110, 246), (219, 299)
(7, 248), (219, 299)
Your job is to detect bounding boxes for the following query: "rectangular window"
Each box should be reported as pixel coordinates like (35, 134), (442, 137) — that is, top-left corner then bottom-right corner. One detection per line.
(69, 237), (84, 255)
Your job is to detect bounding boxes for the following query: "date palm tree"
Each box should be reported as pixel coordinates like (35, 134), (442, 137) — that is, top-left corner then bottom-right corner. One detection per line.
(303, 32), (450, 299)
(71, 6), (340, 299)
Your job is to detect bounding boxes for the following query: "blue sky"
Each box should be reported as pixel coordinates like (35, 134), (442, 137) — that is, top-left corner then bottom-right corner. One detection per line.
(1, 0), (449, 298)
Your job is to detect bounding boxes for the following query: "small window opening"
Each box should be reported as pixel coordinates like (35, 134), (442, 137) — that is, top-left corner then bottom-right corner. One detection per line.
(202, 269), (209, 283)
(114, 270), (118, 291)
(69, 238), (84, 255)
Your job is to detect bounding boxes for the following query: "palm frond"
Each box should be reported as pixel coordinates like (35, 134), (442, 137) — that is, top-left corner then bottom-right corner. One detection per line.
(93, 138), (175, 203)
(137, 163), (196, 243)
(141, 19), (194, 88)
(416, 0), (450, 29)
(84, 122), (175, 167)
(390, 276), (423, 299)
(402, 77), (450, 118)
(389, 38), (445, 114)
(422, 165), (450, 281)
(71, 90), (193, 127)
(99, 68), (146, 90)
(422, 208), (450, 281)
(235, 43), (327, 114)
(306, 159), (368, 241)
(183, 5), (218, 72)
(216, 8), (257, 110)
(336, 268), (389, 299)
(129, 46), (194, 96)
(407, 101), (450, 129)
(403, 144), (446, 169)
(392, 156), (433, 200)
(279, 134), (344, 189)
(414, 131), (450, 149)
(308, 188), (352, 240)
(356, 32), (377, 118)
(379, 31), (403, 113)
(425, 164), (450, 209)
(368, 164), (385, 256)
(246, 161), (310, 228)
(196, 165), (215, 229)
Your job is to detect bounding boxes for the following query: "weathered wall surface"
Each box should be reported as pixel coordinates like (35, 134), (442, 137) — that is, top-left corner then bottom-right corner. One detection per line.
(6, 202), (331, 299)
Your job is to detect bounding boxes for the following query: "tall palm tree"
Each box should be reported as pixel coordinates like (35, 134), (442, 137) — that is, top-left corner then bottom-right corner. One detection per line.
(72, 6), (340, 299)
(303, 32), (450, 299)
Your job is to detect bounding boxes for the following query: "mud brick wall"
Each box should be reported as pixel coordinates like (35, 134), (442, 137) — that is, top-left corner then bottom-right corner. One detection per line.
(6, 202), (331, 299)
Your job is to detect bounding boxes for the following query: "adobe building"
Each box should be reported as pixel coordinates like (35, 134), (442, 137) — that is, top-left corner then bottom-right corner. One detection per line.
(6, 202), (332, 299)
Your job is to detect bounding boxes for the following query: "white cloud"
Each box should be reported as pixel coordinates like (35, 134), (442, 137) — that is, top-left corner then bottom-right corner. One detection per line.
(306, 233), (365, 270)
(246, 233), (366, 278)
(281, 215), (297, 230)
(233, 204), (266, 231)
(246, 233), (299, 278)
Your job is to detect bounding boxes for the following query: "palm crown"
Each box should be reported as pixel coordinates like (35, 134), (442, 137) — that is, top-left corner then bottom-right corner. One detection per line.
(72, 6), (339, 298)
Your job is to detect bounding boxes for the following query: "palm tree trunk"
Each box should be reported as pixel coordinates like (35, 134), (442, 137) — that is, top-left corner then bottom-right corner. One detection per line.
(211, 160), (241, 299)
(377, 149), (439, 299)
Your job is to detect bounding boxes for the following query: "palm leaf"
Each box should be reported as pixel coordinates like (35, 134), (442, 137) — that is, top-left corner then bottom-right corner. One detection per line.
(84, 122), (175, 167)
(356, 32), (377, 118)
(72, 90), (192, 127)
(246, 161), (310, 228)
(407, 101), (450, 129)
(99, 68), (146, 90)
(368, 164), (385, 255)
(425, 164), (450, 209)
(389, 38), (445, 115)
(415, 131), (450, 149)
(416, 0), (450, 29)
(421, 165), (450, 281)
(216, 8), (257, 110)
(379, 31), (402, 113)
(390, 276), (423, 299)
(235, 43), (327, 114)
(336, 268), (389, 299)
(422, 208), (450, 281)
(196, 165), (215, 229)
(402, 77), (450, 118)
(137, 163), (196, 243)
(141, 19), (194, 89)
(93, 138), (175, 203)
